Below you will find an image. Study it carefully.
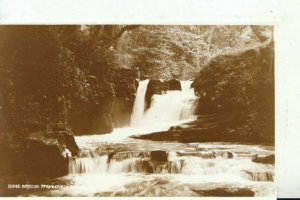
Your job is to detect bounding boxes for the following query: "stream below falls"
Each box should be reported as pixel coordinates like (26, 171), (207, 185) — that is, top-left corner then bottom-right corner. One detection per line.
(24, 80), (275, 197)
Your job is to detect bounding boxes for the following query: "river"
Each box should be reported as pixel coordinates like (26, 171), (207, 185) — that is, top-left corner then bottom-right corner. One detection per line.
(25, 80), (275, 197)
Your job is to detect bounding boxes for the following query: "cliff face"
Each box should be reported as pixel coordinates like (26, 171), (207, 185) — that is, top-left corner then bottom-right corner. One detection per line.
(0, 26), (139, 137)
(192, 40), (274, 144)
(0, 26), (139, 183)
(110, 68), (138, 127)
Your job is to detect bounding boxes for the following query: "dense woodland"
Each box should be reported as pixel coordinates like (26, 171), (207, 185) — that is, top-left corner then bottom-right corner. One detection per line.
(0, 25), (274, 183)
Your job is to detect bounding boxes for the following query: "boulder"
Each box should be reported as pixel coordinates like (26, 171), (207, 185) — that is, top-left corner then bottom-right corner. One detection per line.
(53, 131), (79, 156)
(22, 139), (69, 178)
(150, 150), (168, 162)
(227, 152), (234, 159)
(0, 130), (79, 182)
(166, 79), (181, 91)
(252, 154), (275, 164)
(145, 79), (166, 109)
(145, 79), (181, 109)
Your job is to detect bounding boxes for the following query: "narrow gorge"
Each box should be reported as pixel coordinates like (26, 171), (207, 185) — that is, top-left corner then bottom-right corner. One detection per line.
(0, 25), (274, 197)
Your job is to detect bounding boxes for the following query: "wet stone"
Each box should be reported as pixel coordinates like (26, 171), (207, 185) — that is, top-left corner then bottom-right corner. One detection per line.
(150, 150), (168, 162)
(192, 188), (255, 197)
(252, 154), (275, 164)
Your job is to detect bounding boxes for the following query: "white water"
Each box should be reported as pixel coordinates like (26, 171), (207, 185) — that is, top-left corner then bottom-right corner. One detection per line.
(31, 80), (275, 197)
(142, 81), (198, 127)
(75, 80), (198, 145)
(131, 80), (198, 128)
(130, 79), (150, 127)
(48, 142), (275, 197)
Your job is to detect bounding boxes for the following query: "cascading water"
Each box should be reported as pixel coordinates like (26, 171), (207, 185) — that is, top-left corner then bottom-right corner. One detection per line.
(41, 80), (275, 197)
(130, 80), (198, 128)
(72, 80), (198, 145)
(73, 80), (198, 144)
(68, 147), (274, 182)
(141, 81), (198, 127)
(130, 79), (150, 127)
(69, 80), (200, 172)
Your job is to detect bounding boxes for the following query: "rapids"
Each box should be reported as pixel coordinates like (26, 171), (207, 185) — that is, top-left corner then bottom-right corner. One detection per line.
(25, 80), (275, 197)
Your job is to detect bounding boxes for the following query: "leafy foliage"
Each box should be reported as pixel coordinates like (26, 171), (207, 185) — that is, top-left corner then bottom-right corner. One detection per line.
(123, 25), (261, 80)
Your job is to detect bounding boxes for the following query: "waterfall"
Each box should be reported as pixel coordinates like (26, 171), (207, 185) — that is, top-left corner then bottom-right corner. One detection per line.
(130, 80), (198, 128)
(181, 80), (193, 92)
(68, 150), (109, 174)
(69, 78), (274, 181)
(66, 79), (274, 197)
(130, 80), (150, 127)
(70, 80), (212, 175)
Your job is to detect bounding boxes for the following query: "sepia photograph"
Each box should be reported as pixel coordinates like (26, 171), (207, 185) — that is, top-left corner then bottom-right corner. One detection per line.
(0, 25), (275, 197)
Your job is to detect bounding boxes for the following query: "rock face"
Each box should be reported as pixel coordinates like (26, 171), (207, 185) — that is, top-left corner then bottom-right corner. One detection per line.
(0, 131), (79, 182)
(111, 99), (132, 127)
(110, 68), (138, 127)
(68, 102), (113, 135)
(66, 68), (138, 134)
(145, 79), (181, 109)
(132, 113), (273, 145)
(192, 41), (274, 145)
(0, 27), (139, 137)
